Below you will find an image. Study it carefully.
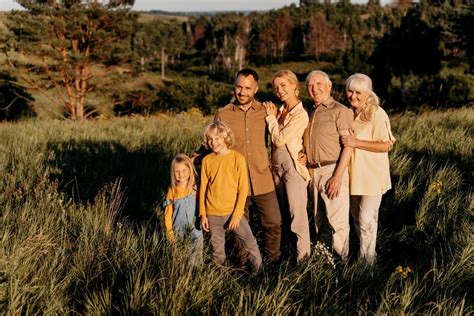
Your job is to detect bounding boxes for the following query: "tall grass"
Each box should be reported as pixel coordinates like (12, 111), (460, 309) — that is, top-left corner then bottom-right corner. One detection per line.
(1, 108), (472, 314)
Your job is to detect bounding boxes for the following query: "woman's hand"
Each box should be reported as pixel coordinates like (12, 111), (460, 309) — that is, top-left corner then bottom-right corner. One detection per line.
(341, 129), (358, 148)
(297, 151), (307, 165)
(262, 101), (278, 117)
(342, 129), (392, 152)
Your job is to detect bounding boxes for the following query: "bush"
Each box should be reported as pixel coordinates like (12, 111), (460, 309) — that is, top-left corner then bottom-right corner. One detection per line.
(156, 77), (233, 114)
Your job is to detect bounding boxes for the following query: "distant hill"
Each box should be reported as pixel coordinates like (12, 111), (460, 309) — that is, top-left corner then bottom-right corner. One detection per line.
(144, 9), (262, 17)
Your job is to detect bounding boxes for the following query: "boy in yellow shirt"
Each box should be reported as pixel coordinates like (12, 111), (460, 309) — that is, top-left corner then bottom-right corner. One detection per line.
(200, 121), (262, 272)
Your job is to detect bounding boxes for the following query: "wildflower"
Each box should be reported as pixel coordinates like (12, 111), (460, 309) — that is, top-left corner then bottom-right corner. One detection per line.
(313, 241), (336, 269)
(429, 179), (443, 195)
(395, 265), (412, 279)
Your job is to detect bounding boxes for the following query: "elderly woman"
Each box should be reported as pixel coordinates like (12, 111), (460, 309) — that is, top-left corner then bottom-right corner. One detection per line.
(263, 70), (311, 264)
(341, 73), (395, 265)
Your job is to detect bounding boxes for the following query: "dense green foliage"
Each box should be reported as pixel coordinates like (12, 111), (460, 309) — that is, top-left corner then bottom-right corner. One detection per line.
(1, 108), (472, 313)
(2, 1), (137, 119)
(1, 1), (473, 120)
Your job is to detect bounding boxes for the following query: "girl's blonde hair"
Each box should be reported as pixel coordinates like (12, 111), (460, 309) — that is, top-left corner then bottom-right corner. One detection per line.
(345, 73), (380, 122)
(204, 121), (235, 149)
(272, 69), (300, 97)
(170, 154), (196, 191)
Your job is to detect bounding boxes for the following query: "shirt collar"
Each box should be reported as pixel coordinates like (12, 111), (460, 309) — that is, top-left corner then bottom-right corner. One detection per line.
(314, 96), (334, 109)
(234, 99), (261, 112)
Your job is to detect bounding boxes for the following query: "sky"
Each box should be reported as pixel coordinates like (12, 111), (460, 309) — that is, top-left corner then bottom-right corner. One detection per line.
(1, 0), (303, 12)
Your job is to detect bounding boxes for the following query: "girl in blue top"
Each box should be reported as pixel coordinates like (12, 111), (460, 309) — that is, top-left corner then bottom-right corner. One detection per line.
(163, 154), (203, 266)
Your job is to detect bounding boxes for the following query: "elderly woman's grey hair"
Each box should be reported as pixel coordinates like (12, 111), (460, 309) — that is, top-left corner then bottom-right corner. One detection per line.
(346, 73), (380, 122)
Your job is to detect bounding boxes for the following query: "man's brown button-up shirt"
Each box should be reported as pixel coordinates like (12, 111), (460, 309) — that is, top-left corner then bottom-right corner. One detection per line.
(215, 100), (275, 196)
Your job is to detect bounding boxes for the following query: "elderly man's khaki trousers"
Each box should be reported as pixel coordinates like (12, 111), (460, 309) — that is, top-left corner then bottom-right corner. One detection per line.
(309, 164), (350, 261)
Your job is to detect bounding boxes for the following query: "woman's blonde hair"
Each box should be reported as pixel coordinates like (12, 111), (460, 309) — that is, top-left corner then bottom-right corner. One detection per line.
(203, 121), (235, 149)
(170, 154), (196, 191)
(345, 73), (380, 122)
(272, 70), (300, 98)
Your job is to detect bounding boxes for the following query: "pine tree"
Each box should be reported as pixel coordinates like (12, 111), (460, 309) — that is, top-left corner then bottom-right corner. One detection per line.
(5, 0), (137, 120)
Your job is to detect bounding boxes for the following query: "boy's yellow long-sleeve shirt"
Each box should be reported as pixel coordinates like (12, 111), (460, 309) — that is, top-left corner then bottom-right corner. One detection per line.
(199, 150), (249, 220)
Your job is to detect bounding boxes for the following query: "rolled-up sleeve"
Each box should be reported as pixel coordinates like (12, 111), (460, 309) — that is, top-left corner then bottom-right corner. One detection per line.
(372, 108), (395, 144)
(336, 107), (353, 134)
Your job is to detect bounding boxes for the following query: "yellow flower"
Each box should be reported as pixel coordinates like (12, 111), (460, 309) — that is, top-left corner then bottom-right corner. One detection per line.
(395, 266), (412, 279)
(430, 179), (443, 194)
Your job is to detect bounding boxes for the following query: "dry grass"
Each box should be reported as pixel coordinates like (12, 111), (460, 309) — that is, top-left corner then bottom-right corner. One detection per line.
(0, 107), (472, 314)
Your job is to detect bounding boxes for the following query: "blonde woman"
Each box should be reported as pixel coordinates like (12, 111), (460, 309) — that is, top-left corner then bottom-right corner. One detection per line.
(341, 73), (395, 265)
(263, 70), (311, 264)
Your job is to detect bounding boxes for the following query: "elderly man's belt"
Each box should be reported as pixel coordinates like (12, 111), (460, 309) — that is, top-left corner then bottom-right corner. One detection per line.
(307, 160), (338, 169)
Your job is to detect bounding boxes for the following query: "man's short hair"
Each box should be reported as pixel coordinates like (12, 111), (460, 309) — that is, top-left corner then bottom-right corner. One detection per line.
(305, 70), (330, 86)
(236, 68), (259, 82)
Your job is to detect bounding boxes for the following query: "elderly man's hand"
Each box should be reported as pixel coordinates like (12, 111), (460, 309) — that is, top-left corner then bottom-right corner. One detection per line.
(325, 174), (342, 200)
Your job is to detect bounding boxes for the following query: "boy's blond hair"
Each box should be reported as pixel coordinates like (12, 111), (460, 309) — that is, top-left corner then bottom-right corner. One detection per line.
(204, 121), (235, 149)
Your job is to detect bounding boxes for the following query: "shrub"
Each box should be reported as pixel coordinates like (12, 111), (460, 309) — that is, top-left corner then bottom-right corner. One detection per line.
(156, 77), (233, 114)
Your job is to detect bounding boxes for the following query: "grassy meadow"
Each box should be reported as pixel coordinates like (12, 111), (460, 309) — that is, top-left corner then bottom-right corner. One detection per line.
(0, 107), (473, 314)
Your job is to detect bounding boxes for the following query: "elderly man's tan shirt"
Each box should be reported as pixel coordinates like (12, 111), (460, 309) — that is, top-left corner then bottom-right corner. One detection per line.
(215, 100), (275, 196)
(303, 97), (353, 164)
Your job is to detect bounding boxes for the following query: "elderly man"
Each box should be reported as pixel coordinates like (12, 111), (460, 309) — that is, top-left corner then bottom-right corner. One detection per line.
(214, 68), (282, 265)
(303, 70), (353, 262)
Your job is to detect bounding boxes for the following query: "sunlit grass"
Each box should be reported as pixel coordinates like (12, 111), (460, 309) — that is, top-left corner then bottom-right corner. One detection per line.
(0, 108), (472, 314)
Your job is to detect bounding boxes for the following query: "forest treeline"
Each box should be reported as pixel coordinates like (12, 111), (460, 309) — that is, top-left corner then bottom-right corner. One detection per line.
(0, 0), (473, 120)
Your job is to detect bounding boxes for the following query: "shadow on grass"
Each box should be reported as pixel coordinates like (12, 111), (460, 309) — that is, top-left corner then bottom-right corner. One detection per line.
(375, 146), (472, 269)
(46, 139), (174, 222)
(0, 71), (36, 121)
(44, 135), (471, 271)
(383, 146), (471, 230)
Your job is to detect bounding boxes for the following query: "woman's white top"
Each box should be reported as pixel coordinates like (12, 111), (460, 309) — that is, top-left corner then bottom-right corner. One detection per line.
(349, 106), (395, 195)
